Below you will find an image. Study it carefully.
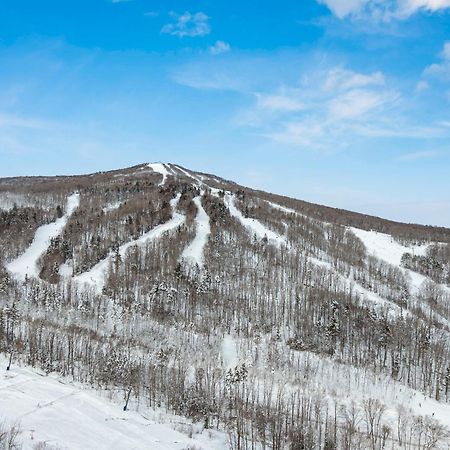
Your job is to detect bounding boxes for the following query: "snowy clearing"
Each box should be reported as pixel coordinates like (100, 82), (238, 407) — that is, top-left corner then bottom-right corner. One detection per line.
(147, 163), (170, 186)
(0, 355), (224, 450)
(6, 193), (80, 282)
(350, 227), (429, 267)
(181, 195), (211, 268)
(224, 194), (286, 246)
(74, 194), (184, 293)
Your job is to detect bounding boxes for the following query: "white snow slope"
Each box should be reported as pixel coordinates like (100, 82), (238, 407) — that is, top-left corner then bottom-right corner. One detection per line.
(224, 194), (286, 247)
(0, 356), (223, 450)
(350, 227), (429, 267)
(6, 193), (80, 282)
(74, 194), (184, 293)
(181, 195), (211, 268)
(147, 163), (170, 186)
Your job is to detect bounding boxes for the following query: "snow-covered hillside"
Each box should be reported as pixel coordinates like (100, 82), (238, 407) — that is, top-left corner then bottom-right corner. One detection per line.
(1, 162), (450, 450)
(0, 356), (226, 450)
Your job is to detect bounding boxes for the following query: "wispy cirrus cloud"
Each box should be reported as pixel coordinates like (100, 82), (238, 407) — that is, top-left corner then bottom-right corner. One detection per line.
(423, 41), (450, 80)
(173, 52), (450, 150)
(318, 0), (450, 20)
(161, 11), (210, 38)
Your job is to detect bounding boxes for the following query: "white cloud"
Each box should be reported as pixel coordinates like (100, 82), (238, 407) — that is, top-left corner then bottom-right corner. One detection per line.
(324, 68), (385, 91)
(423, 41), (450, 80)
(327, 88), (394, 119)
(161, 11), (210, 38)
(209, 41), (231, 55)
(318, 0), (450, 20)
(255, 93), (305, 112)
(415, 80), (429, 92)
(318, 0), (369, 19)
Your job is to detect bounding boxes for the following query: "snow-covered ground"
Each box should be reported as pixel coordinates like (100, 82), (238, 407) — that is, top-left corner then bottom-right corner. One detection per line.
(147, 163), (170, 186)
(266, 200), (297, 215)
(349, 227), (429, 267)
(224, 194), (286, 247)
(102, 201), (122, 213)
(0, 355), (226, 450)
(0, 192), (33, 211)
(74, 194), (184, 293)
(6, 193), (80, 282)
(221, 335), (238, 369)
(181, 195), (211, 268)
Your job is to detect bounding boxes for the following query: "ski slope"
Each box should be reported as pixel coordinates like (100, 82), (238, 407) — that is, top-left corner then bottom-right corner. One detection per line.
(181, 195), (211, 268)
(74, 194), (184, 293)
(0, 355), (224, 450)
(349, 227), (429, 267)
(6, 193), (80, 282)
(147, 163), (170, 186)
(224, 194), (286, 247)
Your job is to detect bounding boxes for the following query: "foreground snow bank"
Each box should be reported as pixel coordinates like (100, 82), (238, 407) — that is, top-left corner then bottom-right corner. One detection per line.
(0, 355), (225, 450)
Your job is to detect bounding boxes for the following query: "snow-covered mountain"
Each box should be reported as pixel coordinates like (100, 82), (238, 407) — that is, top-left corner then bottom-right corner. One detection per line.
(1, 163), (450, 449)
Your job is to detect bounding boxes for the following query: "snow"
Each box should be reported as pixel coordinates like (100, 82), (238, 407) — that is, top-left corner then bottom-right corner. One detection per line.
(266, 200), (297, 215)
(222, 335), (238, 369)
(74, 194), (184, 293)
(0, 193), (32, 211)
(6, 193), (80, 282)
(102, 201), (122, 213)
(0, 355), (224, 450)
(224, 194), (286, 247)
(172, 165), (203, 187)
(147, 163), (170, 186)
(308, 257), (404, 318)
(349, 227), (429, 267)
(181, 195), (211, 268)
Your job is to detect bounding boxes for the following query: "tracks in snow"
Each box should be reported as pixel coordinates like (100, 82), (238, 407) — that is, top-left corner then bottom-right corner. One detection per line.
(6, 192), (80, 282)
(74, 194), (184, 293)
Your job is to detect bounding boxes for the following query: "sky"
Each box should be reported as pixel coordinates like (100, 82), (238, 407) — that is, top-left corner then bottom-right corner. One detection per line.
(0, 0), (449, 226)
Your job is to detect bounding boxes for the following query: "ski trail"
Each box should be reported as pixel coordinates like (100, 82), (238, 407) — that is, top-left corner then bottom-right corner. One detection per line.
(266, 200), (297, 215)
(6, 192), (80, 282)
(147, 163), (170, 186)
(224, 193), (286, 247)
(172, 165), (204, 187)
(181, 195), (211, 269)
(74, 194), (184, 293)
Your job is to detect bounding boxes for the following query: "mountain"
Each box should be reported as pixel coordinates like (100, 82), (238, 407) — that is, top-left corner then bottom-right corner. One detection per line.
(0, 162), (450, 449)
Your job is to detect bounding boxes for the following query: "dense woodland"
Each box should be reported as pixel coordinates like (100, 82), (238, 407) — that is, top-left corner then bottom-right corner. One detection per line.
(1, 163), (450, 449)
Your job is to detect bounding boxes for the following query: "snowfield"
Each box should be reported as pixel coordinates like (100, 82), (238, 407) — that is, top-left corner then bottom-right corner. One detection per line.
(181, 195), (211, 268)
(74, 194), (184, 293)
(0, 356), (226, 450)
(6, 193), (80, 282)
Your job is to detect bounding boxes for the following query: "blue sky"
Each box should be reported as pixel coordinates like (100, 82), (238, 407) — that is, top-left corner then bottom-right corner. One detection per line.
(0, 0), (449, 226)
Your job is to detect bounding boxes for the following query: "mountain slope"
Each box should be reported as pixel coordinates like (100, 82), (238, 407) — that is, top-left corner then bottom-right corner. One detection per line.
(1, 162), (450, 449)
